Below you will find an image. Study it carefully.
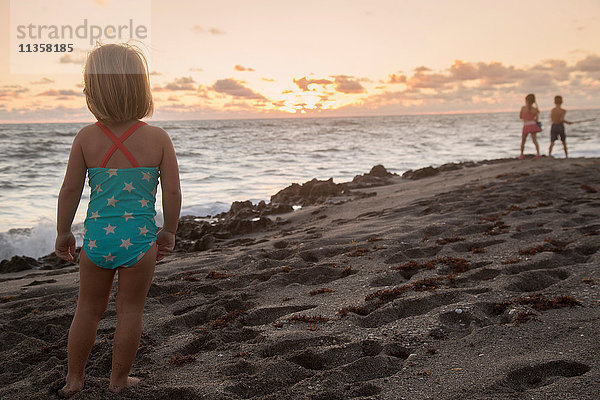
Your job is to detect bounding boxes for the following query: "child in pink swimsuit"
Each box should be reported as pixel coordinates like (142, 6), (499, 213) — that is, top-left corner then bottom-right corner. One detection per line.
(518, 93), (542, 159)
(55, 43), (181, 396)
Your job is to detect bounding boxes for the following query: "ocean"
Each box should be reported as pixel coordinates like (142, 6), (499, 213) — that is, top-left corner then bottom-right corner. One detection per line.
(1, 110), (599, 261)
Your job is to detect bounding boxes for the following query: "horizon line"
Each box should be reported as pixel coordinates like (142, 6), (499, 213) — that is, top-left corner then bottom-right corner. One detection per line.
(2, 107), (599, 125)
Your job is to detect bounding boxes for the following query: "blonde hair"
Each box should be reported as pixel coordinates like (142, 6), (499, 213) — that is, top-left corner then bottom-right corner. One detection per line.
(525, 93), (538, 111)
(84, 43), (153, 124)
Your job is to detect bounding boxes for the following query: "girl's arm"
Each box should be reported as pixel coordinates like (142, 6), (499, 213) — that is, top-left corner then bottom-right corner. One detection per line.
(156, 132), (181, 260)
(519, 106), (524, 120)
(55, 134), (87, 261)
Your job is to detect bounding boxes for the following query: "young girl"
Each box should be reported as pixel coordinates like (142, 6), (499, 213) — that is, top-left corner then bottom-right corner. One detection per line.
(55, 43), (181, 396)
(519, 93), (542, 159)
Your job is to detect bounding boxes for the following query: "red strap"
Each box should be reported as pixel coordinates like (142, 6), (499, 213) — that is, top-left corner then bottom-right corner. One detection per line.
(96, 121), (146, 168)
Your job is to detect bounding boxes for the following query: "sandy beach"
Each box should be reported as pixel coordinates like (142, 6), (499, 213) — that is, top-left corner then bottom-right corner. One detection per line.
(1, 156), (599, 400)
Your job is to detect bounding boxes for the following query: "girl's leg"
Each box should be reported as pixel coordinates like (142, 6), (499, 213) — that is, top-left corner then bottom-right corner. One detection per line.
(109, 244), (156, 392)
(520, 133), (527, 156)
(531, 133), (540, 156)
(59, 250), (116, 397)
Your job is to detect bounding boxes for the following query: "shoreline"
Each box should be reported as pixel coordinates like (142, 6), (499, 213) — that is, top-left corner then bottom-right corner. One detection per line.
(1, 157), (522, 271)
(1, 156), (599, 399)
(0, 155), (558, 266)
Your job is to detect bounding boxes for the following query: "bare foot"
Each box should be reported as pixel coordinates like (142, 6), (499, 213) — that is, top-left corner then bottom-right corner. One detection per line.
(57, 382), (83, 398)
(109, 376), (141, 393)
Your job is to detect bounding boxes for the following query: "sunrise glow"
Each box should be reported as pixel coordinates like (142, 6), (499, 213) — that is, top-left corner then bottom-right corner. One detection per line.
(1, 0), (600, 122)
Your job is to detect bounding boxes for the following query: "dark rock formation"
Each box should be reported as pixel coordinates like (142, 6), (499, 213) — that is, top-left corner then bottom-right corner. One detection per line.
(402, 166), (440, 180)
(345, 165), (397, 189)
(39, 250), (79, 270)
(0, 256), (41, 273)
(270, 178), (345, 206)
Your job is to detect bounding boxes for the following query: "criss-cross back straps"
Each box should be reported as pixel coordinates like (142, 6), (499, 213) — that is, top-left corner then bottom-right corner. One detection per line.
(96, 121), (147, 168)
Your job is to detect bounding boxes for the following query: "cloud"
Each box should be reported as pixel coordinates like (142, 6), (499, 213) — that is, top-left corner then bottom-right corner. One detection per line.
(37, 89), (82, 97)
(449, 60), (479, 80)
(189, 67), (204, 72)
(0, 104), (90, 122)
(333, 75), (365, 94)
(30, 77), (55, 85)
(59, 54), (86, 64)
(348, 54), (600, 114)
(154, 77), (197, 91)
(293, 77), (333, 91)
(574, 55), (600, 72)
(211, 78), (266, 100)
(0, 85), (29, 99)
(149, 71), (162, 76)
(234, 65), (255, 72)
(292, 75), (365, 94)
(532, 59), (571, 81)
(197, 84), (210, 98)
(191, 25), (226, 35)
(406, 69), (452, 89)
(262, 77), (275, 82)
(387, 73), (406, 84)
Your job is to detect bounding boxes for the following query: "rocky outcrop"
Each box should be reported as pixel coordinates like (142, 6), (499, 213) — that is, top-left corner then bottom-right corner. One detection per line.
(270, 178), (346, 206)
(0, 256), (41, 273)
(402, 159), (515, 180)
(344, 165), (398, 189)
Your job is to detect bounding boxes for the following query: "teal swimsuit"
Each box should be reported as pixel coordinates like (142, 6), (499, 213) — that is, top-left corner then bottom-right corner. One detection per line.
(83, 121), (160, 269)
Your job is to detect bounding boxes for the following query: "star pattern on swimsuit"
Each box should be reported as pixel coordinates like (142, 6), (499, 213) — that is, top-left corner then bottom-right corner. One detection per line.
(139, 198), (149, 207)
(122, 211), (134, 221)
(107, 196), (118, 207)
(90, 211), (100, 220)
(138, 225), (149, 236)
(103, 253), (115, 262)
(107, 169), (118, 177)
(141, 171), (152, 181)
(93, 184), (102, 194)
(123, 182), (135, 193)
(103, 224), (116, 234)
(152, 187), (157, 196)
(88, 240), (97, 249)
(120, 238), (133, 250)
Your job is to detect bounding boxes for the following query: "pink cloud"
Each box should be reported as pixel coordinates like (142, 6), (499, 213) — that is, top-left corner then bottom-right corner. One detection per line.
(154, 77), (196, 91)
(0, 85), (29, 99)
(211, 79), (266, 100)
(293, 77), (333, 91)
(37, 89), (82, 97)
(234, 65), (255, 72)
(574, 55), (600, 72)
(30, 77), (55, 85)
(333, 75), (365, 94)
(387, 73), (406, 84)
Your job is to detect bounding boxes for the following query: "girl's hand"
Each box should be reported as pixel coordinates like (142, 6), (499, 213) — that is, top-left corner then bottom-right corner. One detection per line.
(156, 229), (175, 261)
(55, 232), (76, 261)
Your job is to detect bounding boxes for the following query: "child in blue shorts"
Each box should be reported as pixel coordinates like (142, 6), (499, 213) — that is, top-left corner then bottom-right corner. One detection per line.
(549, 95), (572, 158)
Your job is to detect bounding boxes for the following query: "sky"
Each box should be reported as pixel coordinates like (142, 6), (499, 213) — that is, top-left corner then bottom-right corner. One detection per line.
(1, 0), (600, 122)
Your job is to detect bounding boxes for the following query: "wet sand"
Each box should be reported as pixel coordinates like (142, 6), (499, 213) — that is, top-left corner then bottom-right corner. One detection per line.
(1, 157), (599, 399)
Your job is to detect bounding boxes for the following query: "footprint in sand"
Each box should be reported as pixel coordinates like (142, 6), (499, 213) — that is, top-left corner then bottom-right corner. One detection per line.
(497, 360), (590, 392)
